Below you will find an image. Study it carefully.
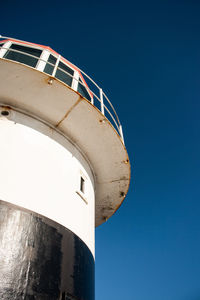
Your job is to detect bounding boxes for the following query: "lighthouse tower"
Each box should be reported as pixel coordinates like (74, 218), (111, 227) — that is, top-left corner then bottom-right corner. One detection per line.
(0, 36), (130, 300)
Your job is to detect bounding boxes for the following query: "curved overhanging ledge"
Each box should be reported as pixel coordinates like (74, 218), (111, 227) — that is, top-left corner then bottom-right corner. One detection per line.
(0, 59), (131, 226)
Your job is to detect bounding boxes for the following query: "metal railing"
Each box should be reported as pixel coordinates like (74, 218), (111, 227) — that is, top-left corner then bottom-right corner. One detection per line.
(0, 35), (124, 143)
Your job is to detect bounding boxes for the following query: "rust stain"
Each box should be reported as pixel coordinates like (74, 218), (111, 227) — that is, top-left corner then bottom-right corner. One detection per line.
(0, 105), (11, 112)
(123, 159), (129, 164)
(99, 118), (106, 123)
(47, 77), (54, 85)
(120, 191), (125, 197)
(98, 177), (129, 184)
(0, 106), (11, 117)
(55, 96), (82, 128)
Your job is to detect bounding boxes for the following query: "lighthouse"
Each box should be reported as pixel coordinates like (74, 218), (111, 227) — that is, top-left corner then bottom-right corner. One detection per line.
(0, 36), (130, 300)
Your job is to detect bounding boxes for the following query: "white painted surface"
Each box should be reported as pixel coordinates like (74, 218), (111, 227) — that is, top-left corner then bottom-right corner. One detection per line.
(0, 41), (12, 58)
(36, 49), (50, 72)
(0, 59), (130, 226)
(0, 118), (95, 255)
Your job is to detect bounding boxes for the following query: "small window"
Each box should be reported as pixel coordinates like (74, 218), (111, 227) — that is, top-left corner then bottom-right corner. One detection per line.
(80, 176), (85, 193)
(77, 78), (91, 101)
(43, 54), (57, 75)
(76, 173), (88, 204)
(3, 43), (42, 68)
(0, 43), (4, 48)
(55, 61), (74, 87)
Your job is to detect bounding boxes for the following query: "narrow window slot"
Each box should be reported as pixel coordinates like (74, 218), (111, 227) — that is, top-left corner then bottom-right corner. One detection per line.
(76, 173), (88, 204)
(80, 176), (85, 193)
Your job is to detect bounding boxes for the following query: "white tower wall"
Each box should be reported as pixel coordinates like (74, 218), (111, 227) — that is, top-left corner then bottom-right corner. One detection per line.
(0, 118), (95, 255)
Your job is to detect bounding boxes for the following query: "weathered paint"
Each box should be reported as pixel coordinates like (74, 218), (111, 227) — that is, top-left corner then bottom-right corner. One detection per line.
(0, 58), (131, 226)
(0, 200), (94, 300)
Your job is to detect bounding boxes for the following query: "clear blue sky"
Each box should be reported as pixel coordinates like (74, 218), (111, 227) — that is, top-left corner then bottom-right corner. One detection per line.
(2, 1), (200, 299)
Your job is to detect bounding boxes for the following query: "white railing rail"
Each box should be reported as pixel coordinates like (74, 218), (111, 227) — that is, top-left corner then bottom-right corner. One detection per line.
(0, 35), (124, 143)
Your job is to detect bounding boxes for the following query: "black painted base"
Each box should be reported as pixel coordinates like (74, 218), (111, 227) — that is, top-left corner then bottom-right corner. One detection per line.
(0, 200), (94, 300)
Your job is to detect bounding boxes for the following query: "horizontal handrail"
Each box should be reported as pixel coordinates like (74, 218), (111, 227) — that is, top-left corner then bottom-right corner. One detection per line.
(0, 36), (124, 143)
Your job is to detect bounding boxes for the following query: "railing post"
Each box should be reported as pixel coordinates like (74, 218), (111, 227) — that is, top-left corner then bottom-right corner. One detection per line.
(100, 88), (104, 115)
(36, 50), (50, 72)
(0, 40), (12, 58)
(52, 54), (61, 77)
(119, 125), (124, 144)
(91, 95), (94, 105)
